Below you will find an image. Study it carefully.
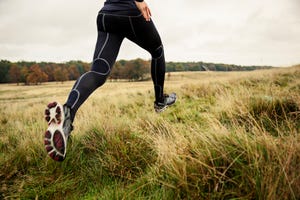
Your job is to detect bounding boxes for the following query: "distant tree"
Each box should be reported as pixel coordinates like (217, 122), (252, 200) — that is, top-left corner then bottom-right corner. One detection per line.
(178, 64), (185, 71)
(208, 63), (216, 71)
(0, 60), (11, 83)
(26, 64), (48, 85)
(68, 64), (80, 80)
(66, 60), (90, 75)
(118, 59), (126, 66)
(140, 59), (151, 80)
(0, 59), (274, 84)
(124, 59), (150, 81)
(82, 62), (90, 72)
(20, 67), (29, 84)
(43, 64), (55, 81)
(9, 64), (21, 85)
(53, 67), (69, 83)
(110, 62), (122, 80)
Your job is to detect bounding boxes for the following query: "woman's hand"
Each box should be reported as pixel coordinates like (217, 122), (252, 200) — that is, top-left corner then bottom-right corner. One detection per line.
(135, 1), (152, 21)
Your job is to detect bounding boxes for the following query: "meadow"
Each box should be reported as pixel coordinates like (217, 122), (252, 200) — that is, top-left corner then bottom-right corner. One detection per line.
(0, 66), (299, 199)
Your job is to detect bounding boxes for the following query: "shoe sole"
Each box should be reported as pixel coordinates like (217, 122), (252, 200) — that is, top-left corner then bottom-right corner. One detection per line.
(44, 102), (67, 162)
(155, 95), (177, 113)
(155, 105), (168, 113)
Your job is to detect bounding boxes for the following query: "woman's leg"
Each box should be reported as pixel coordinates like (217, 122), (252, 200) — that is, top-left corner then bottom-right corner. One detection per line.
(65, 31), (124, 121)
(126, 16), (166, 104)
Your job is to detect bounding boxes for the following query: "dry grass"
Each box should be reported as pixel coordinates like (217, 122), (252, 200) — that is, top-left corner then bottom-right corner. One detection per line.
(0, 66), (299, 199)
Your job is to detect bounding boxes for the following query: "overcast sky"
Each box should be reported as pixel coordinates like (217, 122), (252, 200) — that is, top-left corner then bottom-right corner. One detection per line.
(0, 0), (299, 66)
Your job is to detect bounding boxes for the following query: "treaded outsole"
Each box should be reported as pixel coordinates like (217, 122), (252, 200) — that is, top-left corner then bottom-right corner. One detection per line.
(44, 102), (66, 162)
(154, 105), (168, 113)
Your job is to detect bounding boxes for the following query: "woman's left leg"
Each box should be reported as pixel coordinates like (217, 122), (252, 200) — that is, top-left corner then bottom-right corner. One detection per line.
(65, 31), (124, 121)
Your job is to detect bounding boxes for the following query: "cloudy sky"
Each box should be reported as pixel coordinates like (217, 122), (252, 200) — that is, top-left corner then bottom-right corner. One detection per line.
(0, 0), (299, 66)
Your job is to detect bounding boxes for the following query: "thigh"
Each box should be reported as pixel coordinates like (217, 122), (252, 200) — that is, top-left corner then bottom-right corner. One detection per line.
(92, 31), (124, 73)
(127, 15), (163, 55)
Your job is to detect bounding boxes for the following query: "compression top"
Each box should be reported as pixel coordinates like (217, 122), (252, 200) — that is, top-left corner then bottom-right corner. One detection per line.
(101, 0), (144, 12)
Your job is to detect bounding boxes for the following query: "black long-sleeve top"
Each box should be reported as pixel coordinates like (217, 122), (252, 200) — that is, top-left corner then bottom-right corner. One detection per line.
(101, 0), (144, 12)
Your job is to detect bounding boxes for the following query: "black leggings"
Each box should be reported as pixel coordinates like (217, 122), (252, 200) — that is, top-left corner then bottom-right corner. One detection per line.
(65, 12), (165, 121)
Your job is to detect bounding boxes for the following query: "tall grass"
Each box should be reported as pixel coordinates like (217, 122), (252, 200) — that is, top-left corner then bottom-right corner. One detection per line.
(0, 66), (299, 199)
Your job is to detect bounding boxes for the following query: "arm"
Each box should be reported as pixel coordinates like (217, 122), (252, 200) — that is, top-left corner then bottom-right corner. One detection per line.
(135, 0), (152, 21)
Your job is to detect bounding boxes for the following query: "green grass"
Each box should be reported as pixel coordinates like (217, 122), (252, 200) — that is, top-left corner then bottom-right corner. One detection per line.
(0, 66), (300, 199)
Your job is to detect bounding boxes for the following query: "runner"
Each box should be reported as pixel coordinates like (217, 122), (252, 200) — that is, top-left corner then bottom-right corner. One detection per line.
(44, 0), (177, 161)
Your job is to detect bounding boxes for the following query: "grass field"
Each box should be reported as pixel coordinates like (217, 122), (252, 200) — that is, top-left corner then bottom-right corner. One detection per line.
(0, 67), (300, 199)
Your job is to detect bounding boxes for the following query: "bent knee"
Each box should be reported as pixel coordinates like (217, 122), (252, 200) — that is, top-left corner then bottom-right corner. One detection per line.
(151, 45), (164, 59)
(91, 58), (111, 75)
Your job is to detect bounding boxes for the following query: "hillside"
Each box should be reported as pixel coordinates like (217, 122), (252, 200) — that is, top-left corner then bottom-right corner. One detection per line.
(0, 66), (299, 199)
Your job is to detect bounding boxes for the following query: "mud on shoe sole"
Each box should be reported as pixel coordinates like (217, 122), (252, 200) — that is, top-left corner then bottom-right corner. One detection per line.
(44, 102), (67, 162)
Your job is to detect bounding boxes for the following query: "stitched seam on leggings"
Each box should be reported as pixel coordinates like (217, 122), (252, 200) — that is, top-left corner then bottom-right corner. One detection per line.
(129, 16), (137, 37)
(73, 71), (88, 91)
(73, 33), (109, 90)
(153, 55), (162, 100)
(153, 45), (163, 59)
(70, 67), (111, 109)
(71, 89), (80, 109)
(153, 58), (158, 85)
(73, 58), (110, 88)
(72, 59), (110, 91)
(102, 14), (106, 32)
(153, 58), (162, 91)
(70, 71), (87, 109)
(98, 12), (143, 18)
(97, 33), (109, 58)
(92, 58), (111, 75)
(71, 31), (110, 109)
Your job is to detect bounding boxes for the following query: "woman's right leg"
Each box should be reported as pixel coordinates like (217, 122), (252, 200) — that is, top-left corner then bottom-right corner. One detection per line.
(65, 31), (124, 121)
(126, 16), (166, 104)
(127, 15), (176, 112)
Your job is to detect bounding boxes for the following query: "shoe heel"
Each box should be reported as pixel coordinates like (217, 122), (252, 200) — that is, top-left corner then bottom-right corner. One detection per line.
(45, 102), (63, 125)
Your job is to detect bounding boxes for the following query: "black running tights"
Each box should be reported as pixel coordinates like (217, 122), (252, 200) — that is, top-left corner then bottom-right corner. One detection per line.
(65, 12), (165, 121)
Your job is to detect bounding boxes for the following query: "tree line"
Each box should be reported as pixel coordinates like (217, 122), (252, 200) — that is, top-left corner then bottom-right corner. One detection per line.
(0, 59), (272, 85)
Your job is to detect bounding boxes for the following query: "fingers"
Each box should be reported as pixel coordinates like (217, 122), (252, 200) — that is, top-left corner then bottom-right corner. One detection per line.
(135, 1), (152, 21)
(143, 7), (151, 21)
(148, 6), (152, 18)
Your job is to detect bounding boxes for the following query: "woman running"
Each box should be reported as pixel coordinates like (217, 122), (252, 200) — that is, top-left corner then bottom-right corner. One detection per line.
(44, 0), (177, 161)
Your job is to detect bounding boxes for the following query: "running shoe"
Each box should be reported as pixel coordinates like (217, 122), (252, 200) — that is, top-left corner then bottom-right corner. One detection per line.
(44, 102), (73, 162)
(154, 93), (177, 113)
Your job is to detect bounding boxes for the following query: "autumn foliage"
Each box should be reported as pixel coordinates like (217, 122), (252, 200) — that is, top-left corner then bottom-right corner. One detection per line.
(0, 59), (272, 85)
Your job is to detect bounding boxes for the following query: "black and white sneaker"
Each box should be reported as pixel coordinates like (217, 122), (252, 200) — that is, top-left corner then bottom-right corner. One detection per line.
(44, 102), (73, 162)
(154, 93), (177, 113)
